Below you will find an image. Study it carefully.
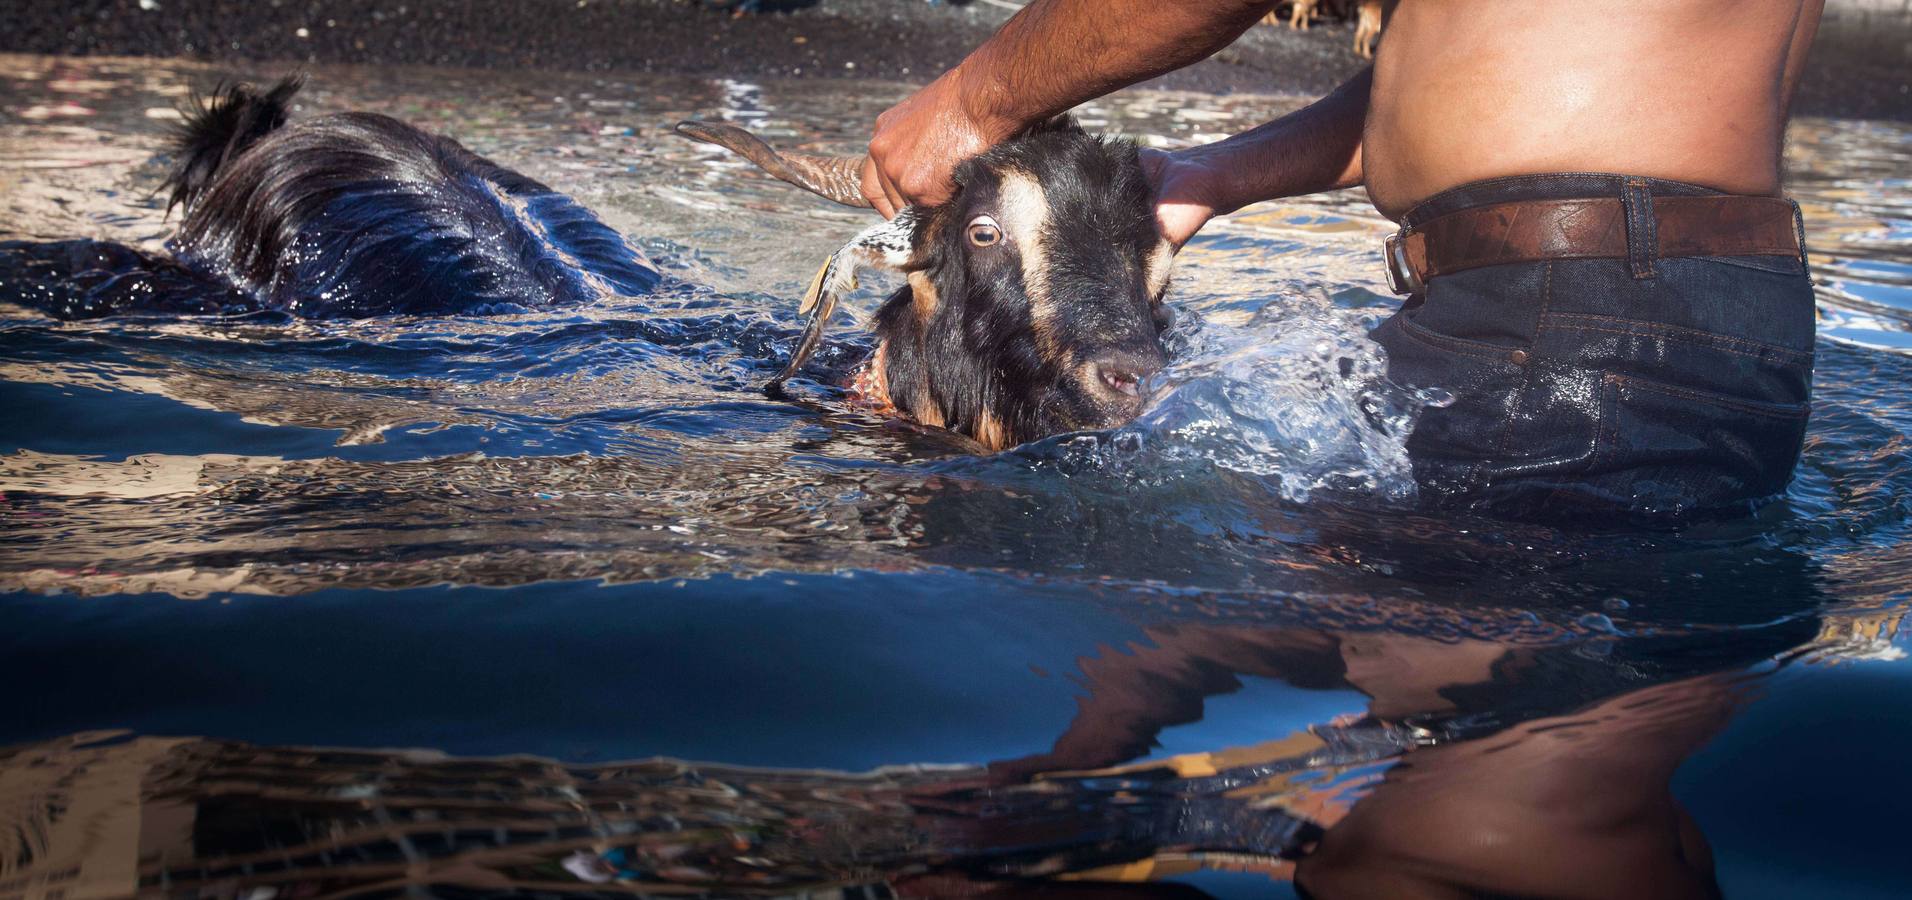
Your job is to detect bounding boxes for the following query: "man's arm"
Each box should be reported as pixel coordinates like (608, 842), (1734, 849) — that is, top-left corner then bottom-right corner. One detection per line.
(1150, 67), (1370, 247)
(987, 627), (1346, 784)
(861, 0), (1276, 215)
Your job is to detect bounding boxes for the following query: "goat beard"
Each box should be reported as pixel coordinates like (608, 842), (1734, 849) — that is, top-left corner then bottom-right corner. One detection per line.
(854, 343), (1031, 452)
(848, 344), (897, 418)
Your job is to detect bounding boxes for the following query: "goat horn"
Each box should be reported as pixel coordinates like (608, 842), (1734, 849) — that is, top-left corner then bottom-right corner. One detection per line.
(674, 121), (872, 209)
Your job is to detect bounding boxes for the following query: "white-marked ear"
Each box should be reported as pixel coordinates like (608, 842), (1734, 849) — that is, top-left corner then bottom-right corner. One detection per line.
(771, 208), (919, 390)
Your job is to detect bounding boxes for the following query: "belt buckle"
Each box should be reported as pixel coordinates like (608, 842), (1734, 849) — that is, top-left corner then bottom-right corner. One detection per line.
(1385, 229), (1424, 296)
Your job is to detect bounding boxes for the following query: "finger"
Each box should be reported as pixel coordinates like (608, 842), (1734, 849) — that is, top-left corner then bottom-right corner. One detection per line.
(860, 158), (896, 219)
(876, 166), (909, 216)
(908, 159), (964, 209)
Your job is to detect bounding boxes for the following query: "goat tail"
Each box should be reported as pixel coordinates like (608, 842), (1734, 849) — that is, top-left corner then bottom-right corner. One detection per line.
(162, 75), (304, 215)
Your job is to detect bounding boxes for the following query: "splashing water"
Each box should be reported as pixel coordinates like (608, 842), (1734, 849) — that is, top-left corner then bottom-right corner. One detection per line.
(976, 294), (1426, 506)
(1134, 295), (1424, 501)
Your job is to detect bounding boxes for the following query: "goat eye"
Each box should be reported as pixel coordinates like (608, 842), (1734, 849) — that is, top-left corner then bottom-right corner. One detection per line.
(966, 216), (1002, 247)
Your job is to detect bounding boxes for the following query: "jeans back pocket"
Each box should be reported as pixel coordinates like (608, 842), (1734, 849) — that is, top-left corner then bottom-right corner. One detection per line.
(1590, 373), (1810, 512)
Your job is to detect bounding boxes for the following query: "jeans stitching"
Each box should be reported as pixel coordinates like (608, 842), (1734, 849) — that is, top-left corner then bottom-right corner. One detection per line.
(1690, 255), (1804, 276)
(1395, 314), (1523, 363)
(1609, 374), (1812, 419)
(1536, 262), (1555, 339)
(1791, 200), (1812, 273)
(1493, 262), (1552, 461)
(1642, 184), (1660, 278)
(1548, 316), (1814, 361)
(1592, 376), (1620, 472)
(1552, 322), (1808, 361)
(1623, 179), (1657, 279)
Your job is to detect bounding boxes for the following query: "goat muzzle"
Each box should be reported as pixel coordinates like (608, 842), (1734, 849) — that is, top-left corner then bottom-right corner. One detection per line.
(1083, 348), (1167, 413)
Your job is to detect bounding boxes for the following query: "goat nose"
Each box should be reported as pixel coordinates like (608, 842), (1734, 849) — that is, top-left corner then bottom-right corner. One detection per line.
(1088, 350), (1166, 402)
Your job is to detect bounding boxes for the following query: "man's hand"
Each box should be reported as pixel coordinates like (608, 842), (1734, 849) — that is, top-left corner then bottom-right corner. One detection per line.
(861, 68), (1006, 218)
(861, 89), (1231, 247)
(1141, 148), (1225, 250)
(858, 2), (1365, 234)
(857, 0), (1280, 218)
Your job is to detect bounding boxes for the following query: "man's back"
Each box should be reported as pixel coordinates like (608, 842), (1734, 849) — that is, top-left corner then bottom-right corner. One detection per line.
(1365, 0), (1823, 217)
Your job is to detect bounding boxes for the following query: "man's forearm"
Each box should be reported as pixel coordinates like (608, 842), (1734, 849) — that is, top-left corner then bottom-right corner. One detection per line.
(952, 0), (1276, 141)
(1183, 67), (1371, 214)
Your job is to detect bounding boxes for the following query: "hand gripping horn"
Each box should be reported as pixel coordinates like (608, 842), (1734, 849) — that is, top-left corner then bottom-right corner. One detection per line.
(674, 120), (917, 390)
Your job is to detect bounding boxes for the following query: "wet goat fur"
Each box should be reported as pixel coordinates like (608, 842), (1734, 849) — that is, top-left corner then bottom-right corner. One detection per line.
(869, 119), (1171, 448)
(160, 77), (659, 316)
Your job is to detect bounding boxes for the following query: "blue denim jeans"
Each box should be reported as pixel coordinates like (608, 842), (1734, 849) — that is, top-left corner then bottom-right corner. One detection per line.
(1371, 174), (1815, 517)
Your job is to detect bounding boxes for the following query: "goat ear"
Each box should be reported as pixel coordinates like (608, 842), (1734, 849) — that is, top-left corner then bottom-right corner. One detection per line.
(1024, 114), (1086, 137)
(768, 209), (919, 391)
(674, 121), (873, 209)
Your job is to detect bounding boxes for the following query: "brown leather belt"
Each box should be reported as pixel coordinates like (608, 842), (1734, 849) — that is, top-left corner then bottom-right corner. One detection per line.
(1383, 195), (1801, 294)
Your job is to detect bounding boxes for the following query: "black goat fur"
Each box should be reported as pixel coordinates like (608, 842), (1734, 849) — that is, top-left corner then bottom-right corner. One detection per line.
(165, 77), (304, 216)
(155, 77), (658, 316)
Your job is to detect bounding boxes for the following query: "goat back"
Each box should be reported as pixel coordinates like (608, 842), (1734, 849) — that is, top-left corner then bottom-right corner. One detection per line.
(167, 84), (658, 317)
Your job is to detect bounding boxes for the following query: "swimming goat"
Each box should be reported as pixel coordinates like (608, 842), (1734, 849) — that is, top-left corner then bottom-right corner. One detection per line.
(63, 77), (1173, 450)
(158, 76), (662, 316)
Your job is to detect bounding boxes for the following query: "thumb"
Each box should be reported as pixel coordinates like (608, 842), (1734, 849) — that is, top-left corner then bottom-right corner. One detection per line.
(1155, 199), (1212, 251)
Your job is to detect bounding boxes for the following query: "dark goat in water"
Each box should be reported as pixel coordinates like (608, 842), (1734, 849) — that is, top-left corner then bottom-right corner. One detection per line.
(5, 78), (1171, 449)
(675, 120), (1173, 450)
(159, 77), (661, 317)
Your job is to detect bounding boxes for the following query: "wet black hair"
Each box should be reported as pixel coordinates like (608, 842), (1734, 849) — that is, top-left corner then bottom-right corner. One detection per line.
(159, 77), (659, 316)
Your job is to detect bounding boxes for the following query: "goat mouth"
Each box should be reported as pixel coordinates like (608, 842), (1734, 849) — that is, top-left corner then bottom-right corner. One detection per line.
(1098, 368), (1142, 398)
(1081, 355), (1165, 413)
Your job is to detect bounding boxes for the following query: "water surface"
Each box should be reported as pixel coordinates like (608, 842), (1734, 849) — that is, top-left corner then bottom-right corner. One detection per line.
(1, 55), (1908, 899)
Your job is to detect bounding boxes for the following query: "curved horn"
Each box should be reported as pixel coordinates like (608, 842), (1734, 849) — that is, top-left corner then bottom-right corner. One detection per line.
(674, 121), (872, 208)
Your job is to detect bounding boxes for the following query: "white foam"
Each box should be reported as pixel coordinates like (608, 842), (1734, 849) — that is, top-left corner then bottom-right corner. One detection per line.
(1097, 294), (1427, 505)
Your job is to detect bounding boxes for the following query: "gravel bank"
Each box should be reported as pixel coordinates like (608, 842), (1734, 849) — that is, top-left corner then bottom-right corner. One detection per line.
(4, 0), (1905, 119)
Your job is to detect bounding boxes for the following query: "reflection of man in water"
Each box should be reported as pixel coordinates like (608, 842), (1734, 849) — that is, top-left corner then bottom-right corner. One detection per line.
(976, 609), (1817, 898)
(860, 1), (1825, 516)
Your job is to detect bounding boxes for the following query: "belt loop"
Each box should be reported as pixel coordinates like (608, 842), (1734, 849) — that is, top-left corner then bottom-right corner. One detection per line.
(1790, 198), (1811, 274)
(1621, 178), (1657, 279)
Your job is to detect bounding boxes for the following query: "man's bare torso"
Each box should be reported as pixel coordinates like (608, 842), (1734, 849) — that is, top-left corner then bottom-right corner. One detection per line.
(1364, 0), (1824, 219)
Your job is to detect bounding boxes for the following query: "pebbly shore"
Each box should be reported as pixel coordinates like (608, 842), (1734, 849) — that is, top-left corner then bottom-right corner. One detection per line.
(4, 0), (1906, 120)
